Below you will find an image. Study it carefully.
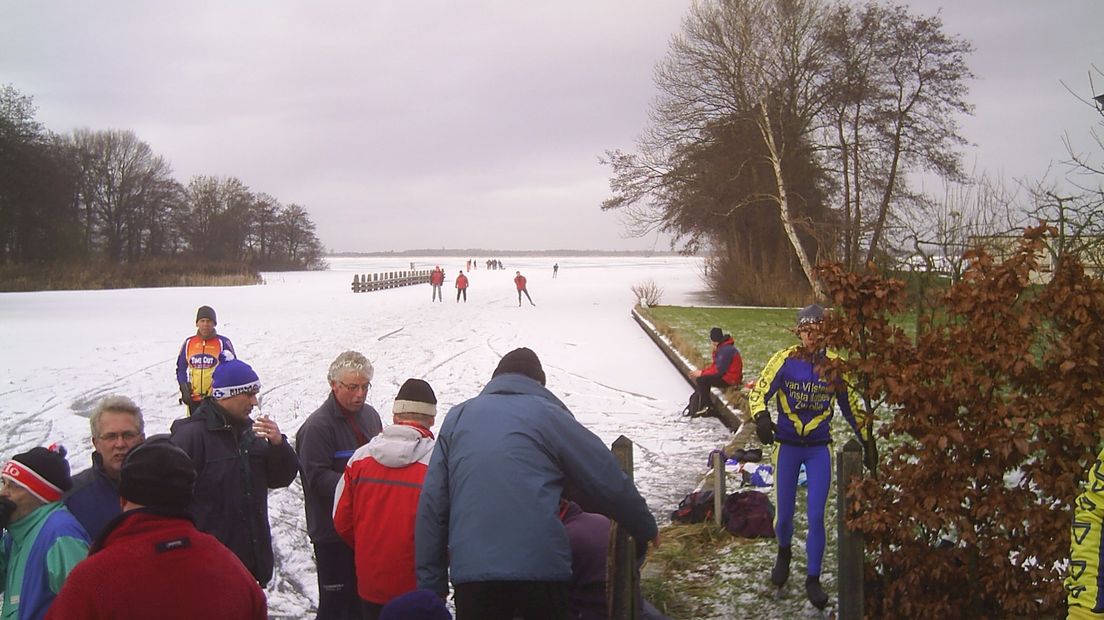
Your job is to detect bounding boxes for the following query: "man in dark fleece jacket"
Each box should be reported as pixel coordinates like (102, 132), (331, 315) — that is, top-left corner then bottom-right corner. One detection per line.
(295, 350), (383, 620)
(170, 359), (298, 587)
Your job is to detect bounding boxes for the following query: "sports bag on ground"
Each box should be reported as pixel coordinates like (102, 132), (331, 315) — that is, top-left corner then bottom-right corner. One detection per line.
(721, 490), (775, 538)
(670, 490), (715, 523)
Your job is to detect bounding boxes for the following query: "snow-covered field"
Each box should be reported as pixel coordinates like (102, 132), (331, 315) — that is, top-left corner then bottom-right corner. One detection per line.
(0, 255), (736, 617)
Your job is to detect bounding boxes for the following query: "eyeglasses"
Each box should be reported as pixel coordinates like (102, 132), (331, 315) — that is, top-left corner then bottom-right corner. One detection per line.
(338, 381), (371, 393)
(96, 431), (142, 443)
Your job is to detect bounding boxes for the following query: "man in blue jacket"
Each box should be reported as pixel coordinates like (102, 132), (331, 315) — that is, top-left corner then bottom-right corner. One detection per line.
(63, 395), (146, 541)
(415, 347), (658, 620)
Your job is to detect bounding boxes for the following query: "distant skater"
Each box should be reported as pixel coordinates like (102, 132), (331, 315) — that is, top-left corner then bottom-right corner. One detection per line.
(430, 266), (444, 302)
(514, 271), (535, 306)
(456, 271), (469, 303)
(553, 263), (559, 278)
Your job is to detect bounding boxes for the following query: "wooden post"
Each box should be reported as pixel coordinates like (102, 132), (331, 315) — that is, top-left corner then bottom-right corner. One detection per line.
(713, 451), (726, 528)
(609, 436), (639, 620)
(837, 438), (864, 620)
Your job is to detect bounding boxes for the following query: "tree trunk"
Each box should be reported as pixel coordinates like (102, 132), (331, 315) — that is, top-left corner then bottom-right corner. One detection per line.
(758, 103), (826, 301)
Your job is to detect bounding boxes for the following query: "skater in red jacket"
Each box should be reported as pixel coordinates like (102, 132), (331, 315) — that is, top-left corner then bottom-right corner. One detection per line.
(514, 271), (535, 306)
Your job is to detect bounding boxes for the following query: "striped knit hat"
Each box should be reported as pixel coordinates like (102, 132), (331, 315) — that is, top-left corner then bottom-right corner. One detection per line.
(393, 379), (438, 416)
(1, 444), (72, 504)
(211, 359), (261, 400)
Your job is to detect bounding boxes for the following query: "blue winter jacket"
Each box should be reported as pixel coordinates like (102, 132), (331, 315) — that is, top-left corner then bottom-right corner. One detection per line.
(62, 454), (121, 542)
(415, 373), (658, 594)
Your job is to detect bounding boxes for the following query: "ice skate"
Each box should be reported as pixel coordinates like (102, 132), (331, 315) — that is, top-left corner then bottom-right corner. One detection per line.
(805, 575), (829, 611)
(770, 546), (791, 597)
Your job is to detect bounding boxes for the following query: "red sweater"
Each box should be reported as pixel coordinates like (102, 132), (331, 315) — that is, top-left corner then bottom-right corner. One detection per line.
(46, 509), (266, 620)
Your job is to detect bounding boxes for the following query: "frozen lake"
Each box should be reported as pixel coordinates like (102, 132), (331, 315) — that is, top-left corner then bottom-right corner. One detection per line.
(0, 254), (734, 616)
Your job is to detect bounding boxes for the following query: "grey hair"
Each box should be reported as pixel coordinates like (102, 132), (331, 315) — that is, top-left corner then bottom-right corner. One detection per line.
(89, 394), (145, 436)
(327, 350), (375, 384)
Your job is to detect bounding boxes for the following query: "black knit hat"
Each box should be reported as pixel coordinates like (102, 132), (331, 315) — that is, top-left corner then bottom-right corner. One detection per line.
(709, 327), (724, 342)
(196, 305), (217, 325)
(492, 347), (546, 386)
(2, 445), (72, 503)
(393, 379), (438, 416)
(118, 436), (195, 509)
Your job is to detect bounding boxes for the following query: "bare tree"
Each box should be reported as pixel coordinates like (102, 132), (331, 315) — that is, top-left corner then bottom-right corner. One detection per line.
(820, 2), (974, 269)
(70, 128), (175, 262)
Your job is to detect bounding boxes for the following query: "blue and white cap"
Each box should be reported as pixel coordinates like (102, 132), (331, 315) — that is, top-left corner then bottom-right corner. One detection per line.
(797, 304), (825, 326)
(211, 359), (261, 399)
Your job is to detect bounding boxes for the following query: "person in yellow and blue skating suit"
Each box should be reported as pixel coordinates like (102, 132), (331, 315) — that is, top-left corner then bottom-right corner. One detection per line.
(1068, 451), (1104, 618)
(748, 304), (872, 610)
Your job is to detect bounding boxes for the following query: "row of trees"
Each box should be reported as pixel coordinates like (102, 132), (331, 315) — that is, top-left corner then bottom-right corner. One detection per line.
(603, 0), (1101, 304)
(0, 84), (324, 271)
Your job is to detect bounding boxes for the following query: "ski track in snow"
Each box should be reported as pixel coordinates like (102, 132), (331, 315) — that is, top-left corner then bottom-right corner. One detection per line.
(0, 255), (733, 617)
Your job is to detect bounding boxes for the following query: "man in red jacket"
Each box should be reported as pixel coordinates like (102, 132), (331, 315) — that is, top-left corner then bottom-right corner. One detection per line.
(47, 437), (267, 620)
(455, 271), (469, 303)
(514, 271), (535, 306)
(333, 379), (438, 619)
(429, 266), (444, 303)
(688, 327), (743, 417)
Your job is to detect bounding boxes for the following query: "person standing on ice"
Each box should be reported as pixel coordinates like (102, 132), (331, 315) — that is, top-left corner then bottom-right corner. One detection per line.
(176, 305), (236, 415)
(455, 271), (469, 303)
(415, 347), (658, 620)
(429, 266), (444, 302)
(333, 378), (438, 618)
(63, 395), (146, 541)
(747, 304), (873, 610)
(0, 444), (89, 620)
(296, 351), (383, 619)
(514, 271), (535, 306)
(170, 359), (299, 587)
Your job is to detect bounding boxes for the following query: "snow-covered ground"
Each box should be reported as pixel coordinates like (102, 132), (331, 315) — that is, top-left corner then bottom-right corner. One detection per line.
(0, 255), (736, 617)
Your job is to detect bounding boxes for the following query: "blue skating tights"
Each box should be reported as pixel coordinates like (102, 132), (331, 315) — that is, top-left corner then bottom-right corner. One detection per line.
(772, 443), (832, 576)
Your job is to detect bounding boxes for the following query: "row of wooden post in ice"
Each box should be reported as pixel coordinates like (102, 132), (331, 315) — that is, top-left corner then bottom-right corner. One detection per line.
(350, 270), (432, 293)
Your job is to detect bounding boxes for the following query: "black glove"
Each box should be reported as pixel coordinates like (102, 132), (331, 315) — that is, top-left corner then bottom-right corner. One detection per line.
(0, 497), (17, 529)
(754, 412), (774, 445)
(179, 382), (192, 405)
(863, 437), (878, 472)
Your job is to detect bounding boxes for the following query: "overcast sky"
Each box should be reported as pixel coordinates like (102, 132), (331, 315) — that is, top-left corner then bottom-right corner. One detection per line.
(2, 1), (1101, 252)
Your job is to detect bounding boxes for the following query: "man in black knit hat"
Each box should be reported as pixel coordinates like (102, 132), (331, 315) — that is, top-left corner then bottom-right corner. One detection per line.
(176, 304), (237, 415)
(687, 326), (743, 417)
(0, 444), (89, 620)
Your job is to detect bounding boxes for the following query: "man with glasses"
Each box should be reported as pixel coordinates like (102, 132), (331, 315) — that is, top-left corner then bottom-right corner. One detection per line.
(295, 351), (383, 620)
(63, 395), (146, 540)
(170, 358), (299, 587)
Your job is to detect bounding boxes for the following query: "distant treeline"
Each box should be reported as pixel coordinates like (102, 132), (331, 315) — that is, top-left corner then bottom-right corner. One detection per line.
(0, 84), (325, 282)
(330, 249), (687, 257)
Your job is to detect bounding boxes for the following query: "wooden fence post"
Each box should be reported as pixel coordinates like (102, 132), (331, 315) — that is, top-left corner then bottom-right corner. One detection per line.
(609, 436), (639, 620)
(837, 438), (864, 620)
(713, 452), (726, 528)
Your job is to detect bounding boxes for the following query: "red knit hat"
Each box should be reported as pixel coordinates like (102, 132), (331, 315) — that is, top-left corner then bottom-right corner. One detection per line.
(1, 444), (72, 503)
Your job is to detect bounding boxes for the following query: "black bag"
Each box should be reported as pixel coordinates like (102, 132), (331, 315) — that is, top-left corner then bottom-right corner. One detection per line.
(681, 391), (709, 417)
(721, 490), (775, 538)
(670, 490), (715, 523)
